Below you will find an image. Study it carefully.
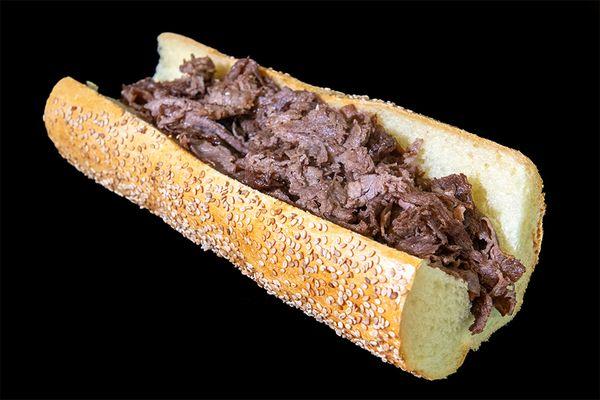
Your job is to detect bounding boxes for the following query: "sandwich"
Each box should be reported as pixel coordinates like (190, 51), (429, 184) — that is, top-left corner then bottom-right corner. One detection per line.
(43, 32), (545, 379)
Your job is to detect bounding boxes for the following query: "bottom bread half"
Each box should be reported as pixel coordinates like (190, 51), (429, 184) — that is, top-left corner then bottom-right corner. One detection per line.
(45, 77), (508, 380)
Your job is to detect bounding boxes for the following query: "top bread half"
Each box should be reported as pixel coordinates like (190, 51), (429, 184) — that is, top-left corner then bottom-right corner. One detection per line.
(44, 32), (545, 379)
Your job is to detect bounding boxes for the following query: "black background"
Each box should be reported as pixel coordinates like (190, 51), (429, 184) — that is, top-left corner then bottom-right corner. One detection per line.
(1, 1), (599, 399)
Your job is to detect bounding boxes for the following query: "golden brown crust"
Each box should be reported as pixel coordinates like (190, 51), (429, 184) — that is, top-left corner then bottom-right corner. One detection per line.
(533, 197), (546, 266)
(44, 77), (426, 375)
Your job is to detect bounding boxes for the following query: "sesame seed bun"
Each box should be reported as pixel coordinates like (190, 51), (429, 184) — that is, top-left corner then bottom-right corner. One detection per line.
(43, 33), (544, 379)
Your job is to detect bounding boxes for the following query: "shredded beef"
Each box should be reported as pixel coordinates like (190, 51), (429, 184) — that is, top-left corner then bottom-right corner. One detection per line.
(121, 56), (525, 334)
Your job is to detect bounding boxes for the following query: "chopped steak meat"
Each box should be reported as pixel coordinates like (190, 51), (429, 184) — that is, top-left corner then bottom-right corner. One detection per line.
(121, 56), (525, 333)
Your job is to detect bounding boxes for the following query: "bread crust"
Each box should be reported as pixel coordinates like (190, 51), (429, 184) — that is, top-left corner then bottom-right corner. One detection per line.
(44, 77), (428, 375)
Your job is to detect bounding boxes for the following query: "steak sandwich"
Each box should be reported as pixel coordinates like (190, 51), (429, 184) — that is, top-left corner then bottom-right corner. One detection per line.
(44, 33), (545, 379)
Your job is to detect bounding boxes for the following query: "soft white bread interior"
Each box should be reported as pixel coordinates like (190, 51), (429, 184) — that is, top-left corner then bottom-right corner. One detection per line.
(43, 33), (544, 380)
(154, 32), (545, 351)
